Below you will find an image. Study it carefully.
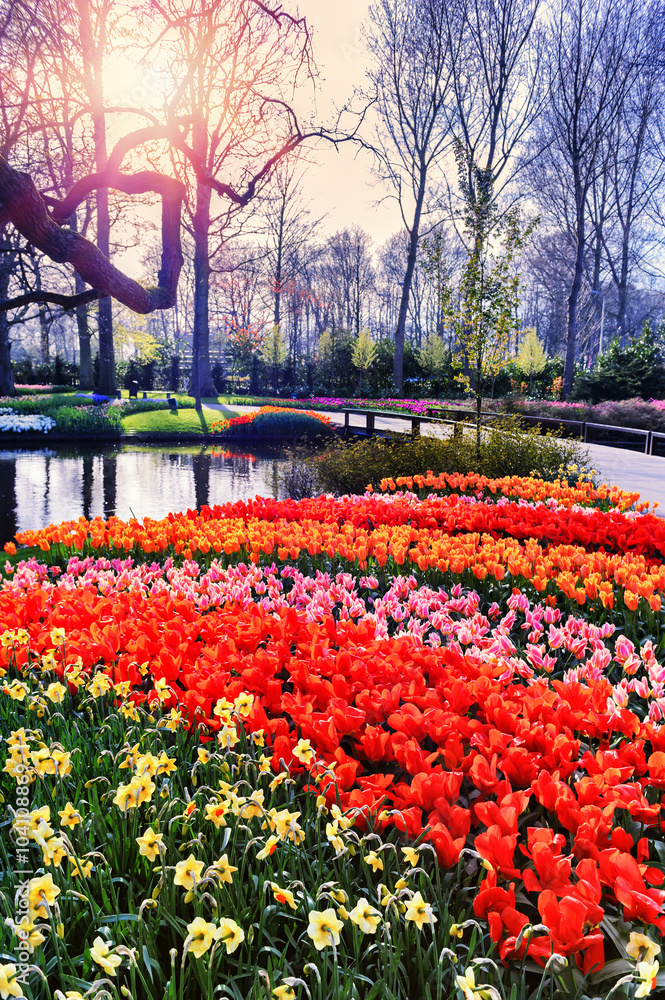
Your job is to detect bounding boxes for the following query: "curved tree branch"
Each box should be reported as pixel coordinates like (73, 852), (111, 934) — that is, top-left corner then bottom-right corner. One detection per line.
(0, 288), (101, 313)
(0, 154), (185, 313)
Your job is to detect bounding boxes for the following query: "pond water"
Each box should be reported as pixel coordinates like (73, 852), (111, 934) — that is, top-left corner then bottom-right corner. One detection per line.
(0, 443), (292, 547)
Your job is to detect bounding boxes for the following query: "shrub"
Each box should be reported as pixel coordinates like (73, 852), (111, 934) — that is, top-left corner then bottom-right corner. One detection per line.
(211, 406), (338, 442)
(296, 415), (589, 496)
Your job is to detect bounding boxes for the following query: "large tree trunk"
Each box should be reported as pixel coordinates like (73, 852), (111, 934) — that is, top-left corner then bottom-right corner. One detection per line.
(70, 213), (94, 389)
(77, 0), (116, 396)
(0, 253), (15, 396)
(191, 177), (217, 402)
(393, 170), (426, 395)
(563, 234), (585, 398)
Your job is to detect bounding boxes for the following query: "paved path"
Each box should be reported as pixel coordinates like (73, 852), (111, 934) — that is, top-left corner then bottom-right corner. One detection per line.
(218, 403), (665, 514)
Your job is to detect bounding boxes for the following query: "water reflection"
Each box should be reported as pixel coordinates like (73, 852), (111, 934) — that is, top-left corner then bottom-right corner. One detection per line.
(0, 444), (290, 546)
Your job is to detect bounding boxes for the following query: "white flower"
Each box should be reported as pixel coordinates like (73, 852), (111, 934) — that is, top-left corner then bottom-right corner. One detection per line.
(0, 412), (56, 433)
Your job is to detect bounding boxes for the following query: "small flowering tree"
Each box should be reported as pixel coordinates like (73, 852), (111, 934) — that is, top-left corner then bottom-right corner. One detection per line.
(351, 329), (378, 394)
(446, 142), (537, 461)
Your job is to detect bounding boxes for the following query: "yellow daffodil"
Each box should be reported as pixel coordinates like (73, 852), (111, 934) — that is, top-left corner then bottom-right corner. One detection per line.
(307, 908), (344, 950)
(456, 967), (487, 1000)
(272, 987), (296, 1000)
(214, 917), (245, 954)
(635, 961), (659, 998)
(349, 897), (382, 934)
(251, 729), (266, 747)
(234, 691), (254, 716)
(152, 677), (171, 703)
(3, 755), (35, 782)
(325, 818), (343, 845)
(329, 888), (347, 904)
(272, 808), (304, 844)
(293, 739), (315, 766)
(134, 752), (159, 777)
(7, 728), (31, 751)
(4, 917), (45, 953)
(210, 854), (237, 885)
(196, 747), (210, 764)
(364, 851), (383, 873)
(69, 857), (93, 879)
(27, 873), (60, 920)
(58, 802), (82, 828)
(113, 781), (140, 812)
(3, 680), (29, 701)
(136, 827), (165, 862)
(133, 773), (156, 805)
(256, 835), (279, 860)
(270, 882), (297, 910)
(395, 877), (409, 891)
(173, 855), (204, 890)
(186, 916), (217, 959)
(401, 846), (420, 866)
(450, 923), (464, 938)
(44, 682), (67, 704)
(268, 771), (289, 792)
(51, 749), (72, 777)
(239, 789), (265, 821)
(90, 936), (122, 976)
(118, 743), (142, 770)
(113, 680), (132, 698)
(50, 627), (66, 646)
(218, 724), (240, 749)
(628, 933), (661, 965)
(88, 673), (112, 698)
(204, 800), (229, 828)
(405, 890), (437, 929)
(156, 751), (177, 776)
(0, 963), (23, 998)
(159, 708), (182, 731)
(213, 697), (234, 717)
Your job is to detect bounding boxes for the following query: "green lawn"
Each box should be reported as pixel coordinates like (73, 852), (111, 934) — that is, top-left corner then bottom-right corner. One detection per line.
(122, 403), (239, 436)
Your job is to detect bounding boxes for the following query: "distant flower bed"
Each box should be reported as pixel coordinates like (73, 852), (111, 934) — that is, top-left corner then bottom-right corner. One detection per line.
(256, 395), (665, 433)
(0, 409), (55, 433)
(211, 405), (336, 440)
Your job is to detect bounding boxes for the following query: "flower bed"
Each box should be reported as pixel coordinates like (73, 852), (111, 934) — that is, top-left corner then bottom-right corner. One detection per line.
(0, 409), (55, 433)
(1, 475), (664, 999)
(210, 405), (335, 440)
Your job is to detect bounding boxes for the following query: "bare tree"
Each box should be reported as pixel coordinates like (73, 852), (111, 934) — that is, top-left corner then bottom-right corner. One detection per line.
(364, 0), (453, 393)
(538, 0), (646, 396)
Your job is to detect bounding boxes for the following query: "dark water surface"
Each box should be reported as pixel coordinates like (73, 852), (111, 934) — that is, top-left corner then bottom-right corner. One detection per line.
(0, 443), (290, 546)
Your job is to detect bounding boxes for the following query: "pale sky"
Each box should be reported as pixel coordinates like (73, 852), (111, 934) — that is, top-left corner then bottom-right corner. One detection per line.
(298, 0), (401, 249)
